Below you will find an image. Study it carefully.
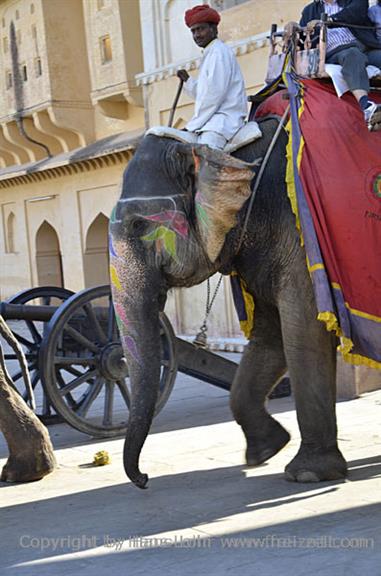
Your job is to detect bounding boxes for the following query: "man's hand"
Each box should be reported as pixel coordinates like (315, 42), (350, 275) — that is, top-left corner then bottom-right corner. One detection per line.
(177, 69), (190, 82)
(284, 21), (299, 36)
(306, 19), (320, 32)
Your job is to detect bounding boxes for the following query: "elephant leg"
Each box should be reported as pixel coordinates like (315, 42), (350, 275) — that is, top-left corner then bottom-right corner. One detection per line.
(230, 303), (290, 466)
(279, 288), (347, 482)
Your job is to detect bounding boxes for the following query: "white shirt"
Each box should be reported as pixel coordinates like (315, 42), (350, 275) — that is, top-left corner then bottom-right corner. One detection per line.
(323, 1), (356, 54)
(184, 38), (247, 140)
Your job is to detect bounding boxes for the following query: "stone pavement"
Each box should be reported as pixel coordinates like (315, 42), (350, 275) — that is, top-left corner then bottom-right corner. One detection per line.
(0, 363), (380, 576)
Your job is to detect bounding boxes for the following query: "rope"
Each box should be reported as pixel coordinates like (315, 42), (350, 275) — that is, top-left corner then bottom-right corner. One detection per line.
(236, 102), (290, 254)
(327, 20), (379, 31)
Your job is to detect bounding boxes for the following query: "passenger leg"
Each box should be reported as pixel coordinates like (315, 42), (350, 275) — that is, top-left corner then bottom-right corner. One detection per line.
(198, 131), (227, 150)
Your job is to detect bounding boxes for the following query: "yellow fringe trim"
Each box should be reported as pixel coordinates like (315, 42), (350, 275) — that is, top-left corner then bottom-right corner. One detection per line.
(231, 272), (255, 339)
(284, 84), (306, 247)
(239, 282), (255, 339)
(318, 312), (381, 370)
(318, 311), (342, 337)
(339, 348), (381, 370)
(285, 119), (302, 242)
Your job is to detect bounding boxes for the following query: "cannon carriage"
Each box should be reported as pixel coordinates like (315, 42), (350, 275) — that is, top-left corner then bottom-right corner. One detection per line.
(0, 284), (289, 438)
(2, 284), (289, 438)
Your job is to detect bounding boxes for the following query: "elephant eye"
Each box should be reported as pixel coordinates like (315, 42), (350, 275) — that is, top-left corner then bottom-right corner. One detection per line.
(130, 219), (148, 237)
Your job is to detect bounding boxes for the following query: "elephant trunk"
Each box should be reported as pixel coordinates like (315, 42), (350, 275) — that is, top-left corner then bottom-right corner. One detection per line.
(110, 235), (162, 488)
(123, 330), (161, 488)
(121, 294), (161, 489)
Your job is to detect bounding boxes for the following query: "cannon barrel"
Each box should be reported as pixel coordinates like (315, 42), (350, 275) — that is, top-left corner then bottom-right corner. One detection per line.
(0, 302), (58, 322)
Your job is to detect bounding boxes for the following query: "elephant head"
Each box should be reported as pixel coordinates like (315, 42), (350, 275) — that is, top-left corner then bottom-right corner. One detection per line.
(109, 135), (256, 487)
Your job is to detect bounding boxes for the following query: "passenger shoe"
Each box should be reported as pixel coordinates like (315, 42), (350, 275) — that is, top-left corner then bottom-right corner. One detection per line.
(363, 101), (381, 131)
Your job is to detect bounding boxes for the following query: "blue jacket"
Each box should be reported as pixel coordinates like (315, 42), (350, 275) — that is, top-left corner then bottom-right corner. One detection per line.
(300, 0), (380, 49)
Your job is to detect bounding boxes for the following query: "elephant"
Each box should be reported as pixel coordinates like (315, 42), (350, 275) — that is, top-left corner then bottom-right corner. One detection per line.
(109, 116), (347, 489)
(0, 316), (56, 482)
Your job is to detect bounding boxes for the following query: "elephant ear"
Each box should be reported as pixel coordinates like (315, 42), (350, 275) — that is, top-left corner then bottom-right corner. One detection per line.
(193, 145), (257, 263)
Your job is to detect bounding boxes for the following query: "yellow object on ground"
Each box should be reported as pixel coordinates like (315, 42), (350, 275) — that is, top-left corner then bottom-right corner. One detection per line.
(93, 450), (111, 466)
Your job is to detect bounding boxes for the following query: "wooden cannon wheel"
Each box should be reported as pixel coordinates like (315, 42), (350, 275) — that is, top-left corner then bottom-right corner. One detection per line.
(4, 286), (74, 420)
(39, 285), (178, 437)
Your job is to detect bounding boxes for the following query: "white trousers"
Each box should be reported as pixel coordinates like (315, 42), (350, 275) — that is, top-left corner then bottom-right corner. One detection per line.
(195, 131), (227, 150)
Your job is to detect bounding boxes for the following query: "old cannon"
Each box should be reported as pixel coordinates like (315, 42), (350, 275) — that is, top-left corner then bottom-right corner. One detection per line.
(1, 284), (290, 438)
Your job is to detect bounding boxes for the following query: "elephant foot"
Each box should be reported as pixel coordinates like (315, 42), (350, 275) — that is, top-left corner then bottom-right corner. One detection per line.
(285, 444), (347, 483)
(1, 453), (56, 483)
(245, 416), (290, 467)
(0, 460), (55, 482)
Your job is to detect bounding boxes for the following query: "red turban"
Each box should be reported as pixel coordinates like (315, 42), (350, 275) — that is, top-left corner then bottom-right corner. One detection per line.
(184, 4), (221, 28)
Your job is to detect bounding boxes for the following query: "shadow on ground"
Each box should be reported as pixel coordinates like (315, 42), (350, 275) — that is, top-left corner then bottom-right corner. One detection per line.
(1, 455), (380, 575)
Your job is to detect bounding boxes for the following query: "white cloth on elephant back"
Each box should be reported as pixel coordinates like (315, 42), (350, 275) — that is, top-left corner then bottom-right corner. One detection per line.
(183, 38), (248, 141)
(146, 123), (262, 153)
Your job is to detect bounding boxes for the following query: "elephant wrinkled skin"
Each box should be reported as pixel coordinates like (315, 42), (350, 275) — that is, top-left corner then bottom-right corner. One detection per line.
(110, 118), (347, 489)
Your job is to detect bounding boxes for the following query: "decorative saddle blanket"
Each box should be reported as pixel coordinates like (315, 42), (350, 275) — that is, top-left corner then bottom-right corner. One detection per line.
(146, 122), (262, 153)
(255, 77), (381, 370)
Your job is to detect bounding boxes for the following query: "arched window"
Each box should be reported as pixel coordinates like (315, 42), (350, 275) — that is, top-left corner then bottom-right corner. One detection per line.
(35, 221), (64, 287)
(83, 213), (109, 288)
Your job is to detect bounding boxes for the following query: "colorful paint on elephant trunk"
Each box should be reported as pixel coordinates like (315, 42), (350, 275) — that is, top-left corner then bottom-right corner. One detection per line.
(109, 233), (142, 366)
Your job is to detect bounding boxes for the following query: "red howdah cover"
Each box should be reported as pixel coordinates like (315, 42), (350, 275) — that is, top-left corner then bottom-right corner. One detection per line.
(256, 78), (381, 368)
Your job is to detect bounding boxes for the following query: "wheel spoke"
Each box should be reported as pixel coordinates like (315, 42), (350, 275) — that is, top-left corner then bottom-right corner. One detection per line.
(76, 376), (104, 417)
(116, 379), (131, 408)
(54, 356), (97, 367)
(31, 369), (40, 389)
(4, 354), (18, 360)
(9, 333), (35, 348)
(103, 381), (115, 426)
(63, 325), (100, 353)
(25, 320), (42, 344)
(60, 365), (84, 378)
(42, 391), (54, 416)
(83, 304), (108, 344)
(10, 370), (23, 383)
(58, 369), (98, 396)
(56, 372), (77, 409)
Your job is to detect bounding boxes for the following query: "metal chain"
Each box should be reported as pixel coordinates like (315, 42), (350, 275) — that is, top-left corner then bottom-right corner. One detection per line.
(193, 274), (224, 348)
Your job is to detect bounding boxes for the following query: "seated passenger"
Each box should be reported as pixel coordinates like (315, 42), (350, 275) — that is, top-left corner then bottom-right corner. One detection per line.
(292, 0), (381, 129)
(176, 4), (247, 150)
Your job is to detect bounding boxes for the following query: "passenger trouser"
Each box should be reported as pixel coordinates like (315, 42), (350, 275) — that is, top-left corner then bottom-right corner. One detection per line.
(196, 131), (227, 150)
(326, 41), (381, 93)
(326, 43), (369, 92)
(182, 130), (228, 150)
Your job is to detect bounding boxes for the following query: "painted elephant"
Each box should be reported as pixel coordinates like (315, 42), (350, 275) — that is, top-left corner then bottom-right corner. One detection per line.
(109, 117), (347, 489)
